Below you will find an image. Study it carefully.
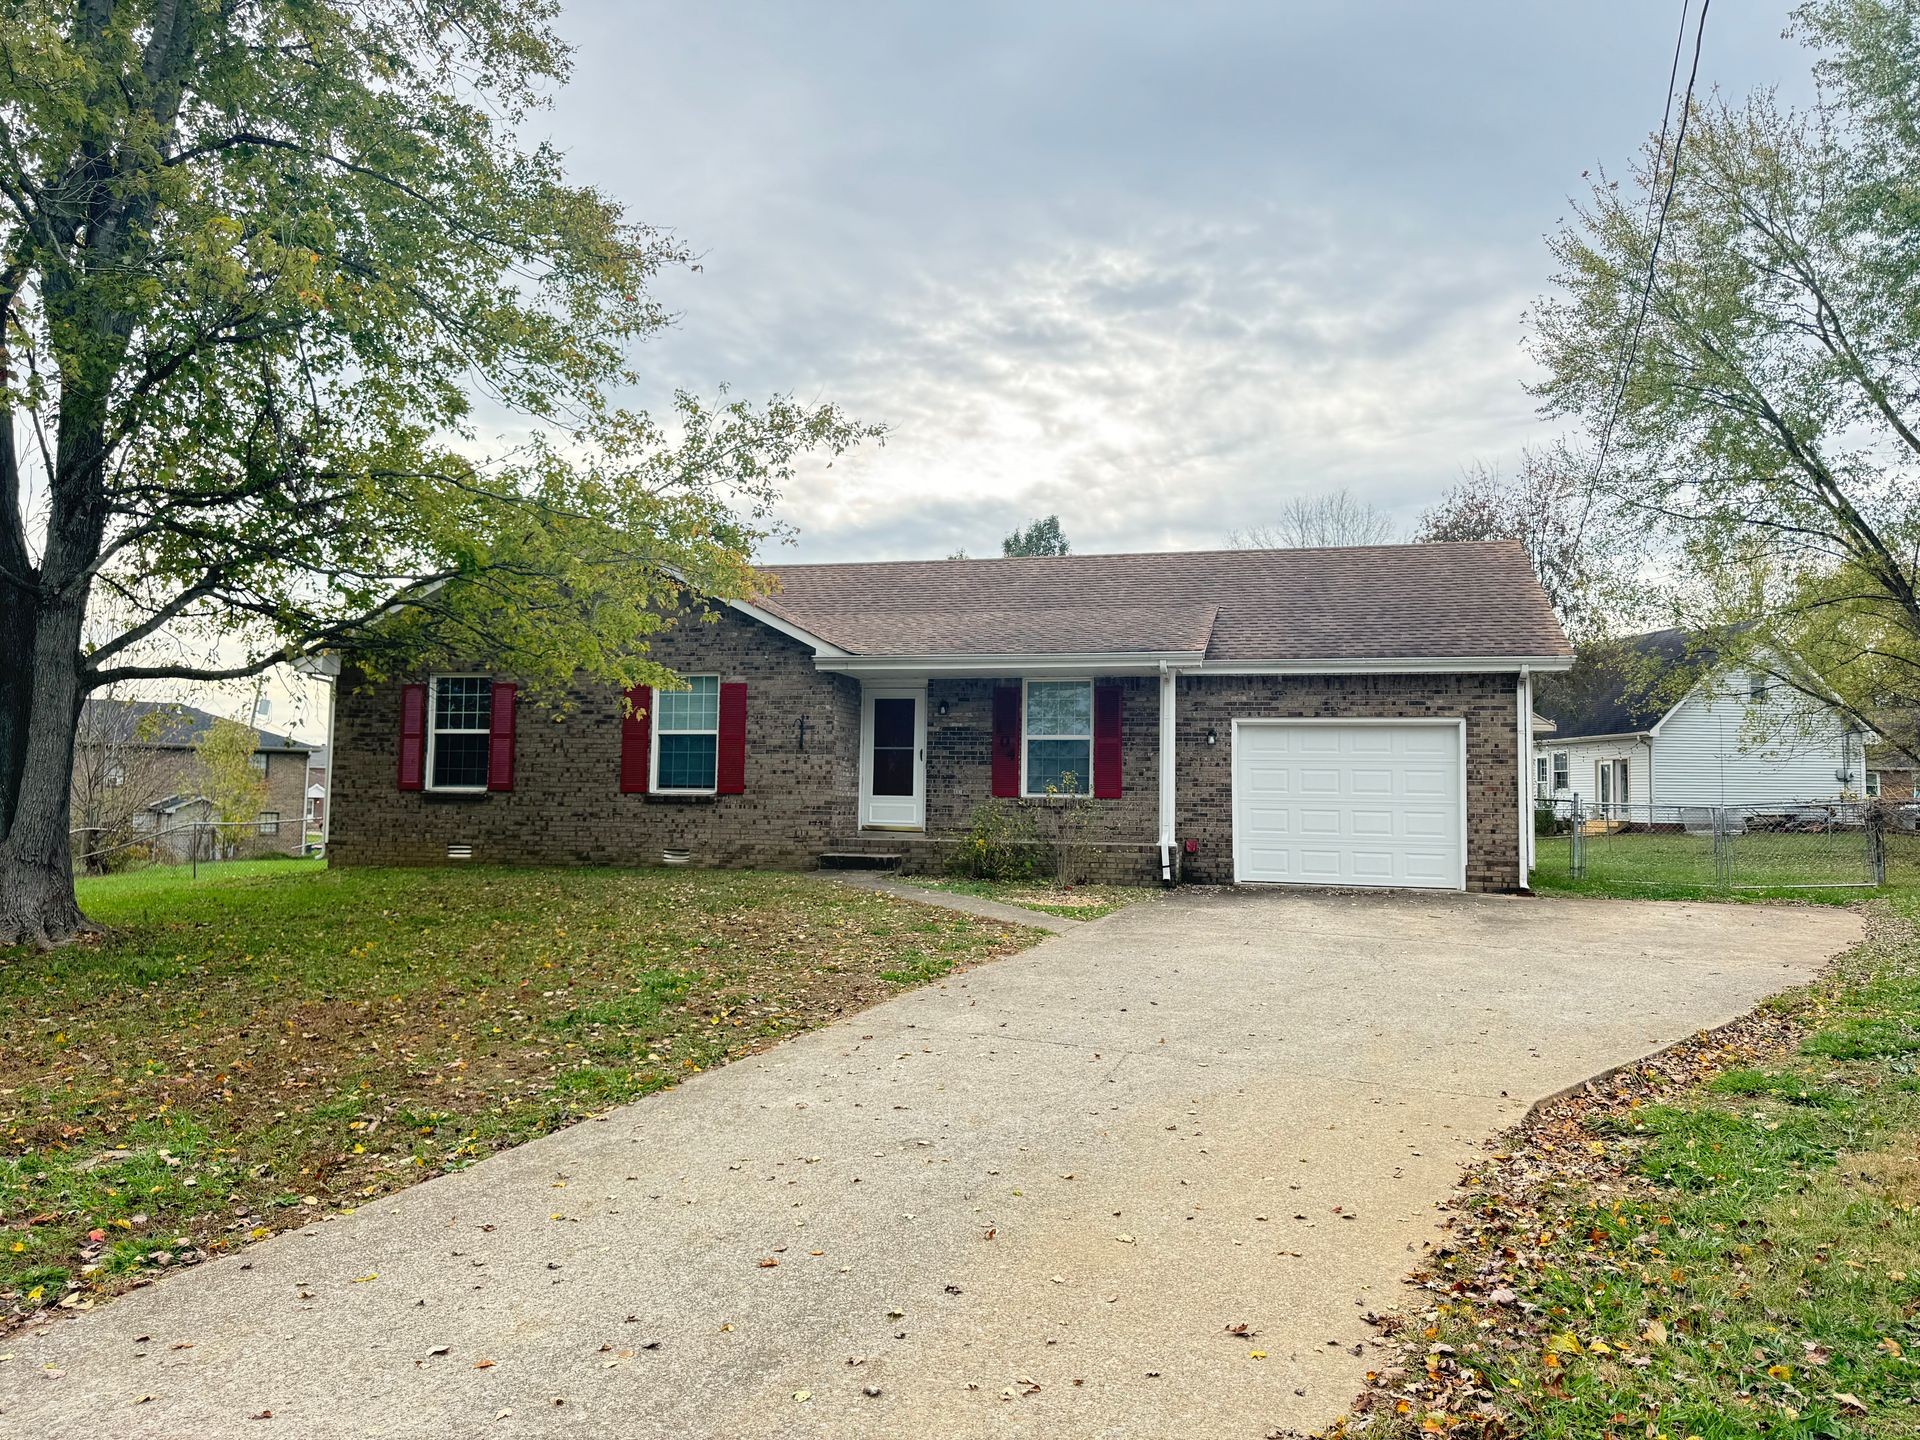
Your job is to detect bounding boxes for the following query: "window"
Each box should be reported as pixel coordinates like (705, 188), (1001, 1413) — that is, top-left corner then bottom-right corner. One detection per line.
(1867, 771), (1883, 798)
(259, 811), (280, 836)
(104, 762), (126, 789)
(1551, 752), (1569, 791)
(1534, 755), (1548, 795)
(1024, 680), (1092, 796)
(428, 676), (493, 790)
(653, 676), (719, 792)
(249, 752), (268, 775)
(1749, 672), (1768, 701)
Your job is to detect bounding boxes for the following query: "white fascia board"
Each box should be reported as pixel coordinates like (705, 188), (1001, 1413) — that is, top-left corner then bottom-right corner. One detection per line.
(815, 651), (1203, 678)
(725, 597), (850, 657)
(1184, 655), (1575, 675)
(1537, 728), (1654, 747)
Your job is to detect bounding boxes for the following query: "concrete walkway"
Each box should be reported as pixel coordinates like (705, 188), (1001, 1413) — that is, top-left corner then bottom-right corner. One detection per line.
(829, 871), (1084, 933)
(0, 889), (1859, 1440)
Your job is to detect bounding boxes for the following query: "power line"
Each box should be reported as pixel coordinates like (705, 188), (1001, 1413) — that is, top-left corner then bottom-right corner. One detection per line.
(1579, 0), (1712, 537)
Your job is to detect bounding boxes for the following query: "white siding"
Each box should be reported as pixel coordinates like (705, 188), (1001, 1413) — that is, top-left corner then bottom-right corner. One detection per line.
(1651, 678), (1857, 806)
(1534, 737), (1651, 807)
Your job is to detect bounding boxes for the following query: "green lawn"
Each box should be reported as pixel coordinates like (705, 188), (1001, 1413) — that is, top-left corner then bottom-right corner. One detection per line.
(0, 864), (1040, 1324)
(904, 876), (1154, 920)
(1534, 827), (1889, 900)
(1329, 889), (1920, 1439)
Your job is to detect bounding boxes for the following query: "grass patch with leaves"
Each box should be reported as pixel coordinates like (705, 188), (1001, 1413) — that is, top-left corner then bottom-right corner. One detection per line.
(0, 864), (1039, 1326)
(1327, 898), (1920, 1439)
(905, 877), (1153, 920)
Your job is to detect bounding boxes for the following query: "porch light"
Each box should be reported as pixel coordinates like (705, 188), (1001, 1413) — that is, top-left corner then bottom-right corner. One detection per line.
(1205, 728), (1217, 746)
(936, 699), (948, 717)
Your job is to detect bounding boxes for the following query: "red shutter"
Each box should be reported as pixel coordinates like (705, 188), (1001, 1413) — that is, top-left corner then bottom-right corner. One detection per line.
(397, 683), (426, 791)
(991, 685), (1021, 798)
(619, 686), (651, 794)
(1093, 683), (1123, 798)
(487, 682), (517, 791)
(716, 682), (747, 795)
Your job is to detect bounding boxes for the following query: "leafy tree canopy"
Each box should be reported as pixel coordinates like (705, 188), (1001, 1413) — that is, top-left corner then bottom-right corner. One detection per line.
(0, 0), (876, 943)
(1530, 0), (1920, 758)
(1002, 515), (1070, 557)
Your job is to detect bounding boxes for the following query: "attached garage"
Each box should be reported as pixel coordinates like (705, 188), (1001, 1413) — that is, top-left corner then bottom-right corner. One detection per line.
(1230, 718), (1466, 890)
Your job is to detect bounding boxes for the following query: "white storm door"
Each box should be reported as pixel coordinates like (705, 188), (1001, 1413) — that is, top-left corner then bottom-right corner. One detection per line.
(860, 688), (925, 829)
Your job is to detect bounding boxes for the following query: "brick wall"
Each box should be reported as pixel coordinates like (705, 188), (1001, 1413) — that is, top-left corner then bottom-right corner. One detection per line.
(328, 607), (858, 869)
(330, 605), (1522, 891)
(1172, 672), (1522, 891)
(258, 750), (309, 854)
(920, 677), (1160, 841)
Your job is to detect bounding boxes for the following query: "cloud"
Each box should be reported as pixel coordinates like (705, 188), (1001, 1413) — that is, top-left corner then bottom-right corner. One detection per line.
(544, 1), (1816, 562)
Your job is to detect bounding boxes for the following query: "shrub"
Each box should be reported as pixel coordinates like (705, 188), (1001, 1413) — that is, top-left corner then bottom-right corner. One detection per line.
(949, 800), (1037, 881)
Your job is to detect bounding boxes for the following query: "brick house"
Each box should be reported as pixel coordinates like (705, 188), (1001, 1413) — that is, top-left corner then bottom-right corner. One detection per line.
(72, 700), (313, 862)
(328, 541), (1572, 892)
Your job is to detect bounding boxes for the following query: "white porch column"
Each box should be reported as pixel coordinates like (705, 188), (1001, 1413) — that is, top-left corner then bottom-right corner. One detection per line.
(1158, 664), (1178, 881)
(1516, 667), (1533, 888)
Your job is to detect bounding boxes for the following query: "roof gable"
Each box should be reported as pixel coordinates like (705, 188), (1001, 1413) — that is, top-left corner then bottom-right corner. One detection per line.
(754, 540), (1568, 663)
(1532, 629), (1716, 740)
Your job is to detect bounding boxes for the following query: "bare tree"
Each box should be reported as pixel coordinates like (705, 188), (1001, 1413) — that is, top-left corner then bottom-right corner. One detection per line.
(1415, 447), (1615, 634)
(1228, 490), (1399, 549)
(68, 690), (182, 874)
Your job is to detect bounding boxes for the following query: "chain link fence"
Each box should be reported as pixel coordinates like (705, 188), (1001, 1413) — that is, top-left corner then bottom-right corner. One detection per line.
(1534, 797), (1889, 892)
(71, 817), (319, 878)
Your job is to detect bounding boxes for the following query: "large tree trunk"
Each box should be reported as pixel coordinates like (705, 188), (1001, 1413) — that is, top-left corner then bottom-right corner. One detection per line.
(0, 595), (94, 947)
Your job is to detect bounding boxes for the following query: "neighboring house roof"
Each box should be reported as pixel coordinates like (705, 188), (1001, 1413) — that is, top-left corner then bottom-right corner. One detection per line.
(149, 793), (210, 815)
(81, 699), (313, 755)
(755, 540), (1569, 662)
(1532, 629), (1714, 741)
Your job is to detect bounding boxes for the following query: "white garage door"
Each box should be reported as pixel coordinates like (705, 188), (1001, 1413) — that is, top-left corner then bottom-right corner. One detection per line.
(1231, 720), (1465, 890)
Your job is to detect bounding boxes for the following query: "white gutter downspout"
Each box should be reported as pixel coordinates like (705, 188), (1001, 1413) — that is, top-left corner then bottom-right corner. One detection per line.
(1158, 663), (1178, 882)
(1517, 666), (1533, 891)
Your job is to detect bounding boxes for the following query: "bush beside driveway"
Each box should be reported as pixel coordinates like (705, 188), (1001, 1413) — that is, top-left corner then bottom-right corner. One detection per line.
(0, 865), (1041, 1327)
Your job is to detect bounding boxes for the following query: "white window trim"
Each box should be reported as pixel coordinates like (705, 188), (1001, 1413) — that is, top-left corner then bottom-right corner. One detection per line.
(650, 676), (721, 795)
(1534, 755), (1549, 793)
(1551, 751), (1569, 792)
(1866, 770), (1882, 798)
(425, 674), (493, 794)
(1020, 677), (1095, 798)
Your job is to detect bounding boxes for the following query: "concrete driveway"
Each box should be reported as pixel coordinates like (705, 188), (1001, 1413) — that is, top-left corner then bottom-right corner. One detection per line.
(0, 889), (1859, 1440)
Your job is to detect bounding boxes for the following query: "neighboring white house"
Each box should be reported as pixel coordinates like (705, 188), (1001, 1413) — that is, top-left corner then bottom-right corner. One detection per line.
(1533, 629), (1867, 811)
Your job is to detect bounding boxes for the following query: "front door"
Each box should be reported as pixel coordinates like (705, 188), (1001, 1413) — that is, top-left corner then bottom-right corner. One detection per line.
(1597, 758), (1629, 815)
(861, 689), (925, 829)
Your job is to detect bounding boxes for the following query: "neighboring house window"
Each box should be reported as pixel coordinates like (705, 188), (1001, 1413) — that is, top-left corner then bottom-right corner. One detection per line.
(1551, 752), (1569, 791)
(653, 676), (720, 792)
(1748, 672), (1768, 701)
(1024, 680), (1093, 796)
(428, 676), (494, 791)
(258, 811), (280, 836)
(1867, 771), (1882, 798)
(1534, 755), (1548, 794)
(249, 752), (269, 775)
(104, 762), (126, 788)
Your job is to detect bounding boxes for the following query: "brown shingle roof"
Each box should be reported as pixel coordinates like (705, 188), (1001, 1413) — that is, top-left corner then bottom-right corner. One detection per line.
(756, 540), (1569, 662)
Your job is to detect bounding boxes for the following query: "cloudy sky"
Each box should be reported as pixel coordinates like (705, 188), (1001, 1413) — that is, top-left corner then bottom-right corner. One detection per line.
(526, 1), (1818, 564)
